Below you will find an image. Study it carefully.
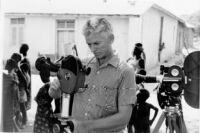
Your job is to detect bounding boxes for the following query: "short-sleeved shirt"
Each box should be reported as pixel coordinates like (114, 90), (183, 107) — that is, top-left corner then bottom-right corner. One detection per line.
(127, 57), (138, 71)
(72, 54), (137, 133)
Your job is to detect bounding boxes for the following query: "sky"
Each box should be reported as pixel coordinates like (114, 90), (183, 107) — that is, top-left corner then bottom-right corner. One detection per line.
(153, 0), (200, 16)
(1, 0), (200, 16)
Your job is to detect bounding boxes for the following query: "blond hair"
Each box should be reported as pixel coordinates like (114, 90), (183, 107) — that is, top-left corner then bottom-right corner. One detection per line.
(82, 17), (113, 37)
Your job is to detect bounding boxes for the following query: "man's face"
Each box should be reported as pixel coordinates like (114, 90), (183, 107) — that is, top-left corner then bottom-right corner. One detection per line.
(85, 32), (113, 59)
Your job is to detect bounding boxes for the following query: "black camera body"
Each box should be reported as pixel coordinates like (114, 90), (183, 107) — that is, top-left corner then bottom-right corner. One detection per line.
(157, 65), (184, 109)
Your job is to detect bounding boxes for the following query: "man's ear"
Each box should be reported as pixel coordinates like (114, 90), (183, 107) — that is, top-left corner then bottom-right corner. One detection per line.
(109, 34), (114, 44)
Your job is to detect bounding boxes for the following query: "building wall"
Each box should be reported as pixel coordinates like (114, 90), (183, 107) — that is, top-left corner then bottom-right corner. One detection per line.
(161, 12), (178, 61)
(142, 8), (178, 69)
(111, 17), (129, 61)
(176, 22), (194, 54)
(3, 17), (20, 60)
(3, 11), (179, 69)
(128, 16), (142, 57)
(3, 16), (57, 65)
(176, 23), (184, 53)
(3, 15), (129, 66)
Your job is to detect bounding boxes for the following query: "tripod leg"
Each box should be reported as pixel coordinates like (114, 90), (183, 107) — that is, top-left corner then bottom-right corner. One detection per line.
(166, 116), (175, 133)
(152, 112), (166, 133)
(179, 115), (188, 133)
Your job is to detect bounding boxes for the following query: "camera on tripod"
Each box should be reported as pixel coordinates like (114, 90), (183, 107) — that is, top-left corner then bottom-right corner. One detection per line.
(157, 65), (185, 109)
(157, 50), (200, 110)
(152, 51), (200, 133)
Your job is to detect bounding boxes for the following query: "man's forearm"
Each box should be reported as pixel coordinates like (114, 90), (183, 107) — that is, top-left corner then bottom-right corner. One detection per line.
(81, 105), (132, 132)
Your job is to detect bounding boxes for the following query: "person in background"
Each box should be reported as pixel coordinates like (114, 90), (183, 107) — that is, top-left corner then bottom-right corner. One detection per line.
(49, 17), (137, 133)
(2, 58), (21, 132)
(20, 63), (31, 114)
(33, 57), (54, 133)
(11, 53), (28, 129)
(128, 89), (158, 133)
(11, 53), (22, 67)
(19, 43), (32, 110)
(134, 43), (146, 63)
(127, 43), (146, 75)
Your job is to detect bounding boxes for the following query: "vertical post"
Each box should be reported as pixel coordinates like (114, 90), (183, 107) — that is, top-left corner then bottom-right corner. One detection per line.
(158, 17), (164, 62)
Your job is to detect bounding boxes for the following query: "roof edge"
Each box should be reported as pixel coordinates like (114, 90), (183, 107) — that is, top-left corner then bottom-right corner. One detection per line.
(5, 12), (140, 18)
(151, 4), (185, 23)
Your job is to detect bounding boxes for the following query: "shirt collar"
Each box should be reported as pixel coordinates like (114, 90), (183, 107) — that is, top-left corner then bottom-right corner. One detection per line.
(107, 54), (120, 68)
(93, 54), (120, 68)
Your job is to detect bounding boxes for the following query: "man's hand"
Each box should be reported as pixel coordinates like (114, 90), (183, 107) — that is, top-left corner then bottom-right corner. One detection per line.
(65, 119), (88, 133)
(49, 78), (61, 99)
(156, 75), (164, 83)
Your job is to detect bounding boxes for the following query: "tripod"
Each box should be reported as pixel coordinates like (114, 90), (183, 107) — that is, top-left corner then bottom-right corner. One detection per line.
(152, 106), (187, 133)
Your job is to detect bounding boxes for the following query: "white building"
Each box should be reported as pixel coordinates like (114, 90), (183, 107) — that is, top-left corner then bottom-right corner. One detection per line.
(2, 0), (192, 70)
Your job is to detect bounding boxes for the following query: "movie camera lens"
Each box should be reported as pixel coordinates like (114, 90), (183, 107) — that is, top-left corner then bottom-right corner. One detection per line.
(171, 83), (179, 91)
(171, 68), (179, 76)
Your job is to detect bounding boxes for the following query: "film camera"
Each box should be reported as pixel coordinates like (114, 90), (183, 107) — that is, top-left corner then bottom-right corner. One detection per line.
(136, 51), (200, 110)
(135, 51), (200, 133)
(151, 51), (200, 133)
(151, 65), (188, 133)
(156, 50), (200, 109)
(35, 55), (91, 133)
(157, 65), (185, 109)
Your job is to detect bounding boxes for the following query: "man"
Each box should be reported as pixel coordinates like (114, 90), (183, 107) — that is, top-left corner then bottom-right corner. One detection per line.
(49, 17), (137, 133)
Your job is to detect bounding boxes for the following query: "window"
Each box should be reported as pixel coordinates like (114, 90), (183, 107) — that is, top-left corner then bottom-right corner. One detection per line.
(56, 19), (75, 57)
(57, 20), (75, 29)
(10, 18), (25, 45)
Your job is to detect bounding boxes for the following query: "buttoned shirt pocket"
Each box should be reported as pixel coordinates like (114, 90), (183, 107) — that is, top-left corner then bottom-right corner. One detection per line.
(95, 85), (118, 118)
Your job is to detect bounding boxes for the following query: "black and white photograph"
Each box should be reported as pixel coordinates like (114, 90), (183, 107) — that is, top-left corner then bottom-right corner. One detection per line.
(0, 0), (200, 132)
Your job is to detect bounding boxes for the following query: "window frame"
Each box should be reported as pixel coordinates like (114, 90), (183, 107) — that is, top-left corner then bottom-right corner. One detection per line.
(10, 18), (25, 46)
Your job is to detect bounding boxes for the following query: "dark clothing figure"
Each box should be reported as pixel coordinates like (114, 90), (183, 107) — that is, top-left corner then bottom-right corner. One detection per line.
(128, 89), (158, 133)
(20, 43), (32, 110)
(17, 66), (28, 127)
(34, 57), (53, 133)
(130, 103), (157, 133)
(127, 43), (146, 75)
(2, 59), (20, 132)
(134, 43), (146, 64)
(20, 58), (32, 110)
(33, 83), (53, 133)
